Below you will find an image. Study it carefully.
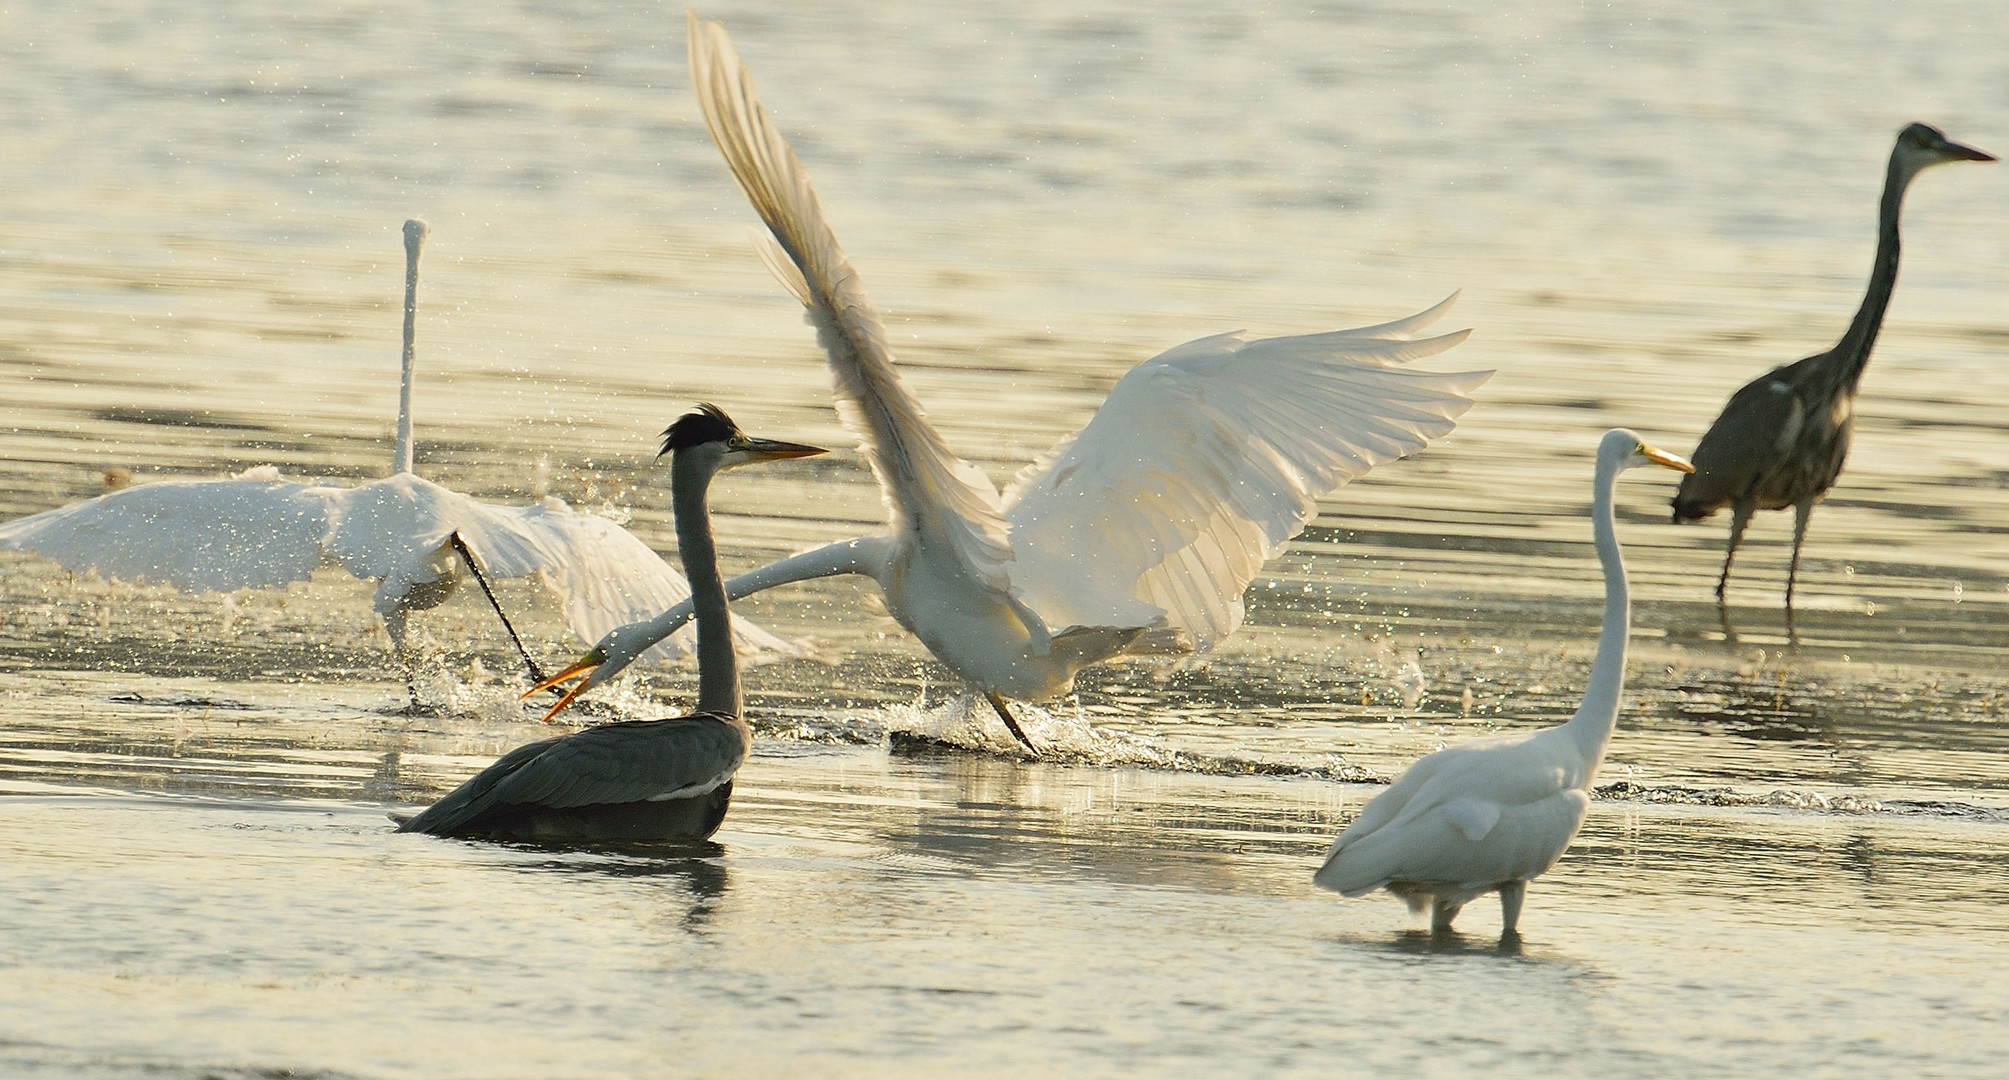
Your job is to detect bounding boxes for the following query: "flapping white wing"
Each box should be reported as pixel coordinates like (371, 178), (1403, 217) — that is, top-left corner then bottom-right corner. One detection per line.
(0, 468), (331, 593)
(321, 474), (794, 660)
(687, 13), (1014, 595)
(1001, 295), (1490, 648)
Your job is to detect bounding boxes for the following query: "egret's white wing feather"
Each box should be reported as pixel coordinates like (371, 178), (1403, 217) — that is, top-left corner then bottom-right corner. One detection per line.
(1003, 298), (1490, 647)
(688, 13), (1014, 597)
(0, 473), (331, 593)
(319, 474), (793, 660)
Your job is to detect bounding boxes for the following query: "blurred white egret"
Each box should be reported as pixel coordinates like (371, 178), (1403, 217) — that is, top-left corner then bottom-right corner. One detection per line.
(1313, 429), (1692, 936)
(398, 405), (824, 840)
(0, 219), (790, 705)
(533, 14), (1491, 752)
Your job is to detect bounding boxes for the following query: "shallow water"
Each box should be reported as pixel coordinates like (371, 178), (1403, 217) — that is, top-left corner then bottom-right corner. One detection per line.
(4, 1), (2009, 1076)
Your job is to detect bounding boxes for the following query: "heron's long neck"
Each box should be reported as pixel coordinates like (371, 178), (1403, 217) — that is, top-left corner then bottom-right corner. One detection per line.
(1830, 155), (1913, 396)
(672, 453), (741, 718)
(1564, 453), (1628, 771)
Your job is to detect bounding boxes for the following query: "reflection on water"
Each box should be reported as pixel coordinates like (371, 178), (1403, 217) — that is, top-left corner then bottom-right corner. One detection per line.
(4, 0), (2009, 1075)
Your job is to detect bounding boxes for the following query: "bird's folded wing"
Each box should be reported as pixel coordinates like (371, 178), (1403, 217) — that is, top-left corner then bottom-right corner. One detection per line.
(1001, 296), (1490, 646)
(687, 12), (1014, 598)
(0, 471), (331, 593)
(482, 716), (748, 810)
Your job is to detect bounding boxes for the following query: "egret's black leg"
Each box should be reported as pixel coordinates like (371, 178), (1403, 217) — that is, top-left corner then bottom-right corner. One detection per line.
(985, 691), (1041, 757)
(449, 531), (546, 684)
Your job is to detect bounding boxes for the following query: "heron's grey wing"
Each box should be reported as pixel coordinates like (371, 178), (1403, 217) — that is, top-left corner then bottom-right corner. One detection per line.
(394, 733), (571, 835)
(481, 715), (748, 810)
(687, 14), (1014, 596)
(0, 470), (331, 593)
(1001, 297), (1489, 648)
(1676, 367), (1805, 516)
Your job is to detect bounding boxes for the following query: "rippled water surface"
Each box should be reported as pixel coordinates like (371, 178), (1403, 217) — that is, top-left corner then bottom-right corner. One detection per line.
(4, 1), (2009, 1076)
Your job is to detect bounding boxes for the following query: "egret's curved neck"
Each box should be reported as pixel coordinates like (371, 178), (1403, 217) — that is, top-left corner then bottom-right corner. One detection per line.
(1566, 451), (1629, 770)
(672, 453), (741, 718)
(393, 234), (422, 476)
(1830, 154), (1915, 395)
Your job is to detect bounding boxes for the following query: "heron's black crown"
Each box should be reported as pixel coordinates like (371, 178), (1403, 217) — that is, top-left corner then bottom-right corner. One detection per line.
(659, 403), (744, 456)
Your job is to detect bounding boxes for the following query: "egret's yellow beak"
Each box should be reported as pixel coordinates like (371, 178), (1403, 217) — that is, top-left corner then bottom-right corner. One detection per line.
(523, 649), (604, 722)
(1641, 444), (1695, 474)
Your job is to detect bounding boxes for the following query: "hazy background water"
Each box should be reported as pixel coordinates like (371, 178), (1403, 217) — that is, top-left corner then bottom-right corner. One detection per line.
(3, 1), (2008, 1076)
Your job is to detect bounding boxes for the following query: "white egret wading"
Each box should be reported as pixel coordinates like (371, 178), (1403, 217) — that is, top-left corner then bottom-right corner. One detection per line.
(534, 13), (1493, 754)
(1314, 430), (1693, 936)
(398, 405), (824, 841)
(0, 220), (790, 705)
(1672, 124), (1994, 618)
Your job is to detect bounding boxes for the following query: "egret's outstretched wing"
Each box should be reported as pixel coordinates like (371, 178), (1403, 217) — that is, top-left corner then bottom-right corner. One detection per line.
(0, 468), (330, 592)
(1001, 296), (1491, 647)
(396, 714), (746, 835)
(687, 13), (1013, 594)
(321, 474), (793, 660)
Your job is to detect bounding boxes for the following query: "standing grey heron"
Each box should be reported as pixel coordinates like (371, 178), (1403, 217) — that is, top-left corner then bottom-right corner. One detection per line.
(1315, 430), (1693, 937)
(1672, 123), (1994, 619)
(530, 13), (1492, 754)
(397, 405), (824, 841)
(0, 220), (793, 707)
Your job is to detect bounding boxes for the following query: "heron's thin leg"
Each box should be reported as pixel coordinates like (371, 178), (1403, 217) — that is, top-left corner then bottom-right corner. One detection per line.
(1498, 880), (1526, 935)
(1785, 499), (1816, 615)
(985, 691), (1041, 757)
(1430, 898), (1461, 935)
(1716, 499), (1756, 603)
(448, 531), (546, 684)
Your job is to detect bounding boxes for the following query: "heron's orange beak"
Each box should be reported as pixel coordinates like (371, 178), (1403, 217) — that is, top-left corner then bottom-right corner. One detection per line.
(1641, 444), (1694, 474)
(523, 649), (604, 722)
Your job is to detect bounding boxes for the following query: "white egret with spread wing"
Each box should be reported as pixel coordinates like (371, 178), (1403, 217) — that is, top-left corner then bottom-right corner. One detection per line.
(1314, 429), (1692, 936)
(397, 405), (824, 841)
(533, 14), (1492, 753)
(0, 220), (791, 705)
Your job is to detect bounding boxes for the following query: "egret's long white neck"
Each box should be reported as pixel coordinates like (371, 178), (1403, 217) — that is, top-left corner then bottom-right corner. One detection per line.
(393, 220), (427, 476)
(672, 451), (742, 719)
(1565, 445), (1630, 772)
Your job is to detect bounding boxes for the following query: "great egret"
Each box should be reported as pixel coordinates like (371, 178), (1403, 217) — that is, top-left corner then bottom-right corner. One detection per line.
(533, 13), (1492, 752)
(1313, 429), (1692, 936)
(0, 219), (791, 704)
(1672, 123), (1994, 617)
(397, 405), (825, 840)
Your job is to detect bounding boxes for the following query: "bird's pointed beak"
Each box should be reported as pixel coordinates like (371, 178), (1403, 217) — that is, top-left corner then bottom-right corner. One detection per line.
(523, 649), (604, 721)
(1640, 444), (1695, 474)
(1943, 138), (1997, 163)
(744, 438), (827, 462)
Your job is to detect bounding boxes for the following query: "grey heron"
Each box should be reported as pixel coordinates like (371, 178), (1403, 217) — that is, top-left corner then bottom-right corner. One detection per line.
(1315, 429), (1693, 937)
(397, 405), (824, 841)
(1672, 123), (1995, 620)
(0, 220), (794, 707)
(531, 13), (1492, 754)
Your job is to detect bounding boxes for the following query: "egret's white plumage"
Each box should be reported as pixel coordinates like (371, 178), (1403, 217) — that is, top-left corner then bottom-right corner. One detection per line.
(0, 220), (790, 699)
(534, 15), (1491, 747)
(1313, 429), (1693, 935)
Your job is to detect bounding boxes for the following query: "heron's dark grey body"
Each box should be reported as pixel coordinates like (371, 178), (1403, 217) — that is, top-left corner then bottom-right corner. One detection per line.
(1672, 123), (1993, 612)
(395, 713), (748, 840)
